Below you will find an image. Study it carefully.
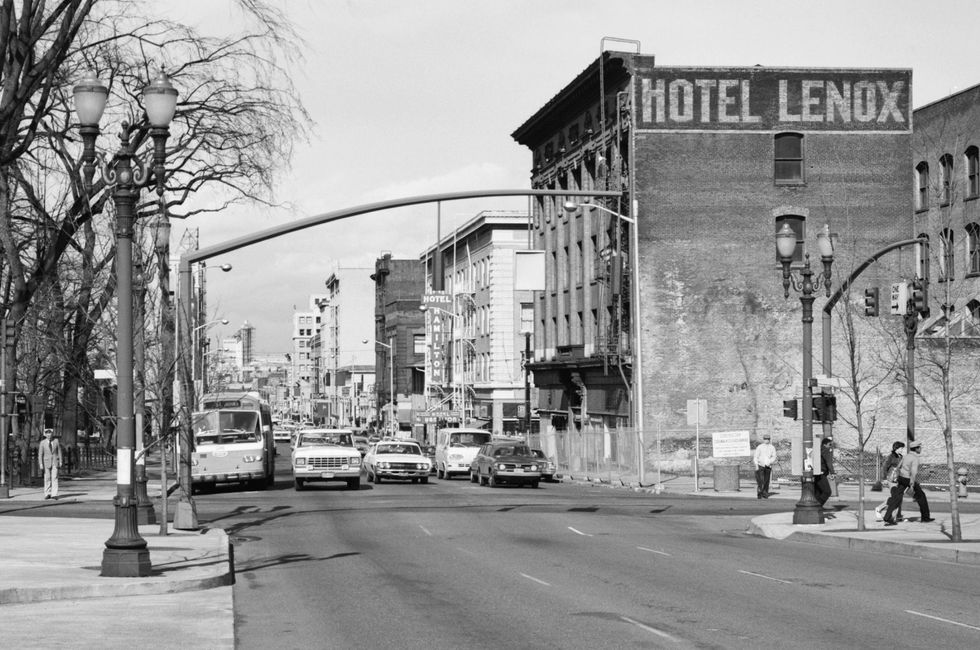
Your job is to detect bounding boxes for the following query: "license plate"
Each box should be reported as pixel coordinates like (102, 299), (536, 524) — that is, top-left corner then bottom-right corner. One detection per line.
(320, 472), (334, 479)
(513, 468), (524, 473)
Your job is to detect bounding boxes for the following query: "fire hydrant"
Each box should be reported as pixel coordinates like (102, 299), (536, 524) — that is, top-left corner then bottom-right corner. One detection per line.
(957, 467), (969, 498)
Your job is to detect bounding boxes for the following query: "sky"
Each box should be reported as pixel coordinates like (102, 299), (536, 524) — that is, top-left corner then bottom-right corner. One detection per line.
(170, 0), (980, 353)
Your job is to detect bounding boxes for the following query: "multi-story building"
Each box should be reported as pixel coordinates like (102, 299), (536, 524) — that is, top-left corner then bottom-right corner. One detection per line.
(512, 52), (914, 458)
(421, 210), (538, 434)
(370, 253), (425, 434)
(289, 294), (326, 421)
(309, 266), (375, 425)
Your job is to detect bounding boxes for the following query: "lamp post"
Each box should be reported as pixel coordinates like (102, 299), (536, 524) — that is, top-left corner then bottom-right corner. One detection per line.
(73, 68), (178, 576)
(776, 222), (835, 525)
(562, 200), (644, 484)
(365, 338), (394, 433)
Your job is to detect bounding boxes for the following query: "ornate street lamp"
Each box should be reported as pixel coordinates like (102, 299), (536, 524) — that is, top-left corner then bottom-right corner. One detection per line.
(776, 222), (834, 525)
(74, 68), (178, 577)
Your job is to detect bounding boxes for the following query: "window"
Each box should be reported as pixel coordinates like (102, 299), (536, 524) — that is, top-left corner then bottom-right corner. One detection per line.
(775, 215), (805, 265)
(966, 146), (979, 199)
(968, 300), (980, 337)
(967, 223), (980, 275)
(940, 154), (953, 205)
(413, 334), (425, 354)
(774, 133), (804, 184)
(939, 228), (954, 281)
(916, 161), (929, 210)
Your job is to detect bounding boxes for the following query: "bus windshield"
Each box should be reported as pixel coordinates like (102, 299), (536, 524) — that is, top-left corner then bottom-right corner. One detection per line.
(193, 410), (261, 445)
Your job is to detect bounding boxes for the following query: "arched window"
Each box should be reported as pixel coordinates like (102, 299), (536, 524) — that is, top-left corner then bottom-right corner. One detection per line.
(968, 300), (980, 336)
(939, 228), (954, 281)
(774, 133), (804, 184)
(940, 154), (954, 205)
(966, 146), (979, 199)
(967, 223), (980, 275)
(916, 161), (930, 210)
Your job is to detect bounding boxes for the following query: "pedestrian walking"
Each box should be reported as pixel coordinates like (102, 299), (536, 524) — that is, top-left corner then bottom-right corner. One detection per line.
(883, 440), (933, 525)
(814, 437), (835, 508)
(874, 441), (905, 521)
(38, 428), (62, 500)
(753, 433), (777, 499)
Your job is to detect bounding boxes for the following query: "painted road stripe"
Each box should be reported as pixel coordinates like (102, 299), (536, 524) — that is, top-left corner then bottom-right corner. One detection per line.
(568, 526), (593, 537)
(906, 610), (980, 631)
(418, 525), (432, 536)
(520, 573), (551, 586)
(637, 546), (671, 556)
(738, 570), (793, 584)
(619, 616), (680, 642)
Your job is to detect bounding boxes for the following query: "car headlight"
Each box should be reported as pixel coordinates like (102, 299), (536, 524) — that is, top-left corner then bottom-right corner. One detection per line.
(242, 455), (259, 463)
(416, 463), (426, 470)
(379, 461), (389, 469)
(530, 464), (539, 471)
(294, 457), (306, 466)
(496, 463), (506, 470)
(350, 457), (361, 465)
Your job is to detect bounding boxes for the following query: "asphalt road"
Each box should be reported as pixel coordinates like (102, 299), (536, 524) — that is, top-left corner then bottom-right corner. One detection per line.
(168, 447), (978, 650)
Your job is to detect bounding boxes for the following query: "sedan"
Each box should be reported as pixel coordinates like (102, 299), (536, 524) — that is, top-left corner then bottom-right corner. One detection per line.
(530, 448), (558, 482)
(470, 441), (541, 488)
(362, 440), (431, 484)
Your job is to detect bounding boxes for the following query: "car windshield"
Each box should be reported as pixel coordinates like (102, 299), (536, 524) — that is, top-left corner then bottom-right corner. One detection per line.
(192, 410), (260, 445)
(493, 445), (530, 457)
(530, 449), (546, 459)
(449, 432), (492, 447)
(299, 432), (352, 447)
(377, 443), (421, 455)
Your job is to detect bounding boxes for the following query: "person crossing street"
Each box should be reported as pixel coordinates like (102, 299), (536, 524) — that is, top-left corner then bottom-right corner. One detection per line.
(38, 428), (62, 500)
(753, 433), (777, 499)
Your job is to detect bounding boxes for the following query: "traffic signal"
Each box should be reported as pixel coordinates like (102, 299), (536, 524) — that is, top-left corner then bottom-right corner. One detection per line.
(812, 394), (837, 422)
(863, 287), (879, 317)
(782, 399), (798, 420)
(911, 278), (929, 316)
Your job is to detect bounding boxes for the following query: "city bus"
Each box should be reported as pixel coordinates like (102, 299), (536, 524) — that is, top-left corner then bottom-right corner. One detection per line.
(190, 391), (276, 491)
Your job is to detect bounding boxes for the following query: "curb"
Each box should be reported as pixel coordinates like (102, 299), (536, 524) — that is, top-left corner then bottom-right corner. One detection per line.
(0, 529), (235, 605)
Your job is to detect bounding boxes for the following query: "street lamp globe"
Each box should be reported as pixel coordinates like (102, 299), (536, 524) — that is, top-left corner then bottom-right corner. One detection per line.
(142, 70), (178, 127)
(775, 222), (797, 261)
(72, 71), (108, 126)
(816, 223), (835, 259)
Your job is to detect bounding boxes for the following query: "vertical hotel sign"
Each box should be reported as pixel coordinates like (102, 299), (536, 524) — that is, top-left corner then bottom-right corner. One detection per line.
(422, 292), (452, 386)
(633, 62), (911, 131)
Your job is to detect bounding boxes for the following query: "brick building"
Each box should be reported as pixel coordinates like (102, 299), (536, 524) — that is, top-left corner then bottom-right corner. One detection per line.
(512, 51), (914, 458)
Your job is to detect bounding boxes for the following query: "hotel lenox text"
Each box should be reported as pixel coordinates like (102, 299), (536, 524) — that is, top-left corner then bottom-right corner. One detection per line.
(636, 68), (911, 131)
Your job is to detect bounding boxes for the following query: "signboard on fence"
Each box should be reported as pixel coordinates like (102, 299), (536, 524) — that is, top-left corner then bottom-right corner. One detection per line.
(712, 430), (751, 458)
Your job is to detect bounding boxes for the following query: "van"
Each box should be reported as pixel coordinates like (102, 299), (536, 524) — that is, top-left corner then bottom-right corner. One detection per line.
(434, 427), (493, 480)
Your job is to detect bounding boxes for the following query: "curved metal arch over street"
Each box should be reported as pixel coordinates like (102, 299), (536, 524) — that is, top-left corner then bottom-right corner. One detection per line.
(179, 188), (622, 268)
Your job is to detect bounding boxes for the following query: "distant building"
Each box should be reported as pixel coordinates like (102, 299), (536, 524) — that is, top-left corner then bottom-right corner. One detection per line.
(420, 210), (537, 435)
(289, 295), (326, 421)
(513, 51), (914, 457)
(370, 252), (425, 433)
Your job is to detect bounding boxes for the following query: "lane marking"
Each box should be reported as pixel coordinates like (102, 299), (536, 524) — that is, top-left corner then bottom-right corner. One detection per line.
(637, 546), (671, 557)
(619, 615), (680, 642)
(418, 525), (432, 536)
(520, 572), (551, 586)
(738, 570), (792, 584)
(568, 526), (593, 537)
(906, 610), (980, 631)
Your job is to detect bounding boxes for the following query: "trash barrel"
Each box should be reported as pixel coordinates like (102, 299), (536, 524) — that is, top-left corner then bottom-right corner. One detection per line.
(713, 464), (740, 492)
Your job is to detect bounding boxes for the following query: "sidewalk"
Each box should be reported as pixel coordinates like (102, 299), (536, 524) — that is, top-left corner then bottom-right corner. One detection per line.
(565, 471), (980, 565)
(0, 470), (234, 649)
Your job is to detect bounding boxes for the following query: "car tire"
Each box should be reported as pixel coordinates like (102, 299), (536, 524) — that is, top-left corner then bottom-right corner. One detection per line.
(420, 477), (428, 484)
(411, 478), (418, 484)
(530, 480), (539, 489)
(489, 473), (497, 488)
(470, 470), (478, 483)
(373, 471), (382, 484)
(347, 478), (360, 490)
(294, 478), (304, 491)
(436, 466), (444, 480)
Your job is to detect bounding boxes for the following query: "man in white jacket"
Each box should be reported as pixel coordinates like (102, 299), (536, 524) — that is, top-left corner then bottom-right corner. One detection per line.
(753, 433), (777, 499)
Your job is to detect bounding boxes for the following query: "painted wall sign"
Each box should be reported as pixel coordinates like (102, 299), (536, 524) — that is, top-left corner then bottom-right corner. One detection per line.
(634, 65), (911, 131)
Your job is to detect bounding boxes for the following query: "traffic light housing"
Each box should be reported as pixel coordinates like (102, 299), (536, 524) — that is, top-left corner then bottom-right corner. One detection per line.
(911, 278), (929, 316)
(863, 287), (879, 317)
(782, 399), (799, 420)
(812, 394), (838, 422)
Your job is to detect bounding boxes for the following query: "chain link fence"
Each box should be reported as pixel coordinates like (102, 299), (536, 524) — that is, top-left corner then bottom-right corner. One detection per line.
(536, 425), (980, 491)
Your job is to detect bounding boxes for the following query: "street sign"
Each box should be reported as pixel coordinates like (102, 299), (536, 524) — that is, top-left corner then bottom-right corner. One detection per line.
(814, 375), (846, 389)
(686, 399), (707, 426)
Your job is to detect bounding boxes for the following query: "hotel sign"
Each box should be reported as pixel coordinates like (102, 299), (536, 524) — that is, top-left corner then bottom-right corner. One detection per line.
(635, 65), (911, 131)
(423, 292), (452, 386)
